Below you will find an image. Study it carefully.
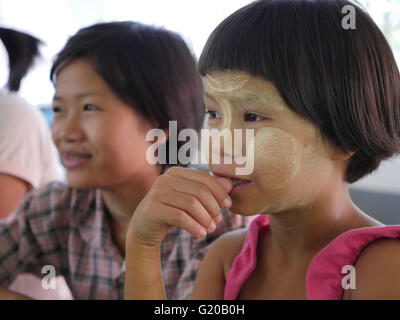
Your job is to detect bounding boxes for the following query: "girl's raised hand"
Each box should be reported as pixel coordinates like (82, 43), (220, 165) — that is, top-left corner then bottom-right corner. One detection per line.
(127, 166), (233, 249)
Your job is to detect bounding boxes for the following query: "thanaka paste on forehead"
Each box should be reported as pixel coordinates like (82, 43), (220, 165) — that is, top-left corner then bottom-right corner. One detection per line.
(251, 94), (288, 113)
(206, 71), (249, 92)
(220, 99), (232, 129)
(234, 90), (288, 112)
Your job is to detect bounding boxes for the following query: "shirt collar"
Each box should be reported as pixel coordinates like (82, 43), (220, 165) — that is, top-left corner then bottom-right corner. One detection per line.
(77, 189), (125, 278)
(77, 189), (107, 248)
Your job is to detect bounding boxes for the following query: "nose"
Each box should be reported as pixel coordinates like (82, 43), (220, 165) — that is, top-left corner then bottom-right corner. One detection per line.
(217, 119), (250, 164)
(52, 113), (85, 143)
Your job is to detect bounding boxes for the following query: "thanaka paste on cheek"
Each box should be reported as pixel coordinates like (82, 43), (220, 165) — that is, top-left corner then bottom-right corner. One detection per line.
(204, 70), (332, 216)
(252, 125), (330, 214)
(253, 127), (301, 190)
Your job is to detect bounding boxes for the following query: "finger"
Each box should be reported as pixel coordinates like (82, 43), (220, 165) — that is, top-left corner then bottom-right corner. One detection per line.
(153, 203), (208, 239)
(166, 175), (222, 220)
(160, 190), (216, 233)
(165, 167), (232, 209)
(214, 177), (233, 194)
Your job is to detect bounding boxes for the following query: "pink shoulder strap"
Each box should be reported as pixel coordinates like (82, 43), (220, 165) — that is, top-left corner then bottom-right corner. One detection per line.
(224, 213), (400, 300)
(306, 224), (400, 299)
(224, 214), (269, 300)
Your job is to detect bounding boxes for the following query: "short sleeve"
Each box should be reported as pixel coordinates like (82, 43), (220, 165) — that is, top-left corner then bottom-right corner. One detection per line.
(0, 184), (70, 287)
(0, 93), (64, 188)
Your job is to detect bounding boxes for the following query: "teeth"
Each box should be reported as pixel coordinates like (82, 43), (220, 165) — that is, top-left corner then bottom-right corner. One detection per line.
(231, 178), (244, 186)
(213, 173), (246, 186)
(68, 154), (91, 159)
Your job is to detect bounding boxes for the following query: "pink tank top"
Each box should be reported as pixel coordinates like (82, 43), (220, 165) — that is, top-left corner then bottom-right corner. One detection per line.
(224, 214), (400, 300)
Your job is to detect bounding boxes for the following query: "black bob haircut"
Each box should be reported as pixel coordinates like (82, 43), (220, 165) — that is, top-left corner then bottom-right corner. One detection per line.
(0, 27), (43, 92)
(199, 0), (400, 183)
(51, 21), (204, 168)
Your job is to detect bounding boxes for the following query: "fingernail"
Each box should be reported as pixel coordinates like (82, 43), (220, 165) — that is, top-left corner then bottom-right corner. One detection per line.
(208, 221), (216, 233)
(216, 214), (223, 224)
(199, 227), (207, 238)
(223, 197), (232, 209)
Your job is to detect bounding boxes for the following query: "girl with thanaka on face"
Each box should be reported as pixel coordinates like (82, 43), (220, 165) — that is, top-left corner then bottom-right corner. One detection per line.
(125, 0), (400, 299)
(0, 21), (248, 299)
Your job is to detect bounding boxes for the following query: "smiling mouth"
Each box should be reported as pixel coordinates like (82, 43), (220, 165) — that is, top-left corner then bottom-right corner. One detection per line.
(62, 152), (92, 168)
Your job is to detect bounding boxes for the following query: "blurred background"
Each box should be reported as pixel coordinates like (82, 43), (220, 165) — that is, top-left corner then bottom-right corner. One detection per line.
(0, 0), (399, 222)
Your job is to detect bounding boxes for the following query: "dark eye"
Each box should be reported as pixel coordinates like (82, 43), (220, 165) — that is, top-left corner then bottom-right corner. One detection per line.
(244, 112), (266, 122)
(52, 106), (62, 113)
(84, 104), (99, 111)
(205, 109), (221, 119)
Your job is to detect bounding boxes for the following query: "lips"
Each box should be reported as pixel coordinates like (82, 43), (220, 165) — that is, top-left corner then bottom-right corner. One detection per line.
(230, 177), (247, 186)
(212, 172), (251, 187)
(62, 151), (92, 169)
(212, 171), (255, 196)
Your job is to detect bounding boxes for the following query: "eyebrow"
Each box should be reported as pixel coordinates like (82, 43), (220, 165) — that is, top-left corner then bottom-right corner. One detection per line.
(204, 92), (218, 103)
(205, 91), (286, 110)
(233, 92), (285, 106)
(53, 91), (103, 101)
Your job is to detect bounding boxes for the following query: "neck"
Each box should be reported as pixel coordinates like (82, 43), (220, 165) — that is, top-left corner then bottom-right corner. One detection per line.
(100, 165), (162, 253)
(267, 182), (378, 263)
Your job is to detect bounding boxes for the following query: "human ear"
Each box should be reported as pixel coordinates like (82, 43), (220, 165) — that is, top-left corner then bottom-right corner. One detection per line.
(330, 147), (357, 161)
(319, 135), (357, 161)
(158, 128), (169, 145)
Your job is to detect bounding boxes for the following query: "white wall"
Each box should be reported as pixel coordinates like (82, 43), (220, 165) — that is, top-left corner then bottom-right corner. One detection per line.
(0, 0), (253, 105)
(351, 156), (400, 195)
(1, 0), (399, 196)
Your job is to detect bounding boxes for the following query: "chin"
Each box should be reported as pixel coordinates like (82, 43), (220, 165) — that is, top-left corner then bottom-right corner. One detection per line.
(66, 173), (98, 189)
(229, 199), (262, 216)
(67, 180), (96, 189)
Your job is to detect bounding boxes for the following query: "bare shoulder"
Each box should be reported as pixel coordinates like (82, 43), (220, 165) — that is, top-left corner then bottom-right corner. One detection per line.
(210, 228), (249, 275)
(191, 227), (249, 299)
(351, 237), (400, 299)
